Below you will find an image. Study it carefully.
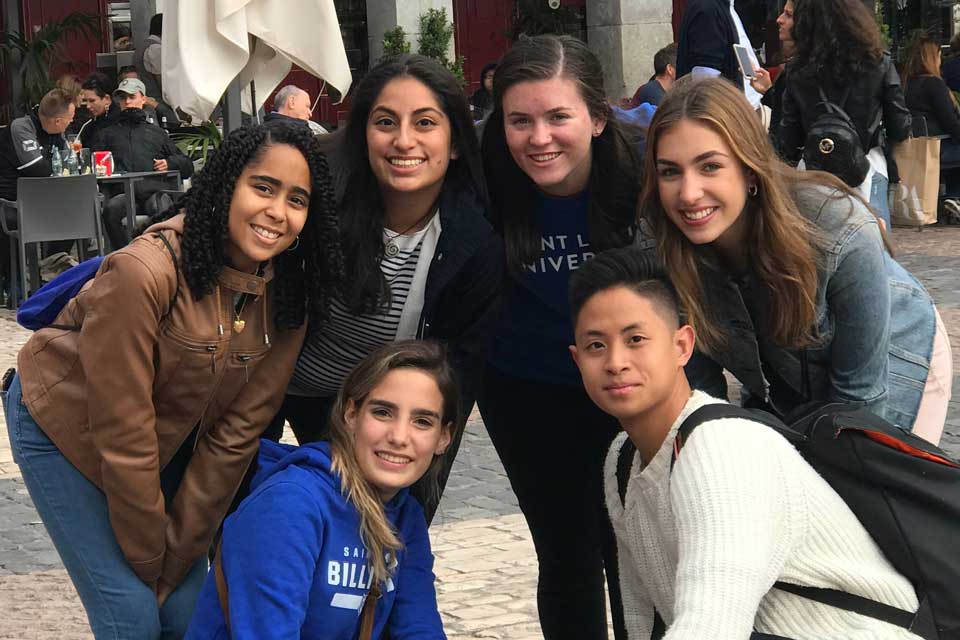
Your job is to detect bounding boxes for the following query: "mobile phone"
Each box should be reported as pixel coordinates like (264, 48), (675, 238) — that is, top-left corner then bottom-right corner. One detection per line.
(733, 44), (756, 79)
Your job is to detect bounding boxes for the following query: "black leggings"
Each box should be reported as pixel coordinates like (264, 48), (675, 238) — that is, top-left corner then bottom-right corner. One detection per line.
(477, 364), (626, 640)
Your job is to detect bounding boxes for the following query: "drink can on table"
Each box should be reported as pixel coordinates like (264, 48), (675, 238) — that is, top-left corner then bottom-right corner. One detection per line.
(93, 151), (114, 177)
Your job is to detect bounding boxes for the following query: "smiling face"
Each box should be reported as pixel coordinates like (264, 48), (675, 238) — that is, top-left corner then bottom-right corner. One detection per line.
(366, 76), (456, 203)
(82, 90), (111, 117)
(655, 119), (754, 255)
(225, 143), (311, 272)
(571, 286), (694, 424)
(346, 368), (452, 502)
(502, 76), (605, 197)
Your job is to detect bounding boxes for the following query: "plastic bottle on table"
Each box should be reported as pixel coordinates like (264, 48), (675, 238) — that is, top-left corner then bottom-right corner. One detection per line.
(65, 147), (79, 176)
(51, 146), (62, 176)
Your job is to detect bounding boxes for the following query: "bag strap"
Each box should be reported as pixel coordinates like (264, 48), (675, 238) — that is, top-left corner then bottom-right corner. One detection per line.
(154, 231), (180, 322)
(771, 582), (916, 630)
(670, 403), (785, 471)
(616, 437), (636, 506)
(358, 580), (381, 640)
(214, 538), (231, 634)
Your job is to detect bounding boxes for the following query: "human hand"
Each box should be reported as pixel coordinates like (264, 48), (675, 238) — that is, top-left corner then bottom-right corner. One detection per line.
(153, 158), (168, 172)
(750, 67), (773, 94)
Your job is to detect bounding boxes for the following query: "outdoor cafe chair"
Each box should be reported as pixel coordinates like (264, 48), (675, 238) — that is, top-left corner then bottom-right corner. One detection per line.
(0, 174), (104, 309)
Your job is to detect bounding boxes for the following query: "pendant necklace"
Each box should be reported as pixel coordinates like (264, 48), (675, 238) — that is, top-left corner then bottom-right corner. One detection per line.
(233, 294), (249, 333)
(384, 206), (437, 258)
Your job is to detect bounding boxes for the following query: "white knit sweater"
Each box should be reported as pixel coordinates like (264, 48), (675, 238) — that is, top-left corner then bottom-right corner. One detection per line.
(604, 391), (921, 639)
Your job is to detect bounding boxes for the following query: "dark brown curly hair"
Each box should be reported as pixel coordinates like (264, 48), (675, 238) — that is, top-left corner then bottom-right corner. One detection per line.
(148, 122), (344, 330)
(791, 0), (885, 82)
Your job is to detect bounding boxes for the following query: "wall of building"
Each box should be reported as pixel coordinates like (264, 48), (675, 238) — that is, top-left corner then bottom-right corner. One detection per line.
(367, 0), (455, 63)
(587, 0), (674, 101)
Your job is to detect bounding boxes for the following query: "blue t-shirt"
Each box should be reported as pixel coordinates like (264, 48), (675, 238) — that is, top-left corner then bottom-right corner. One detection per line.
(488, 190), (595, 386)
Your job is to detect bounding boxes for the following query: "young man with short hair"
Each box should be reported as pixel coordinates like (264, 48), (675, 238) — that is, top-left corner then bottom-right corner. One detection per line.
(568, 247), (921, 639)
(629, 43), (677, 108)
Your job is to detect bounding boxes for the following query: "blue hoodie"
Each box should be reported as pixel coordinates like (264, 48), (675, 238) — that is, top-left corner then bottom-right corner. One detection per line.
(185, 440), (445, 639)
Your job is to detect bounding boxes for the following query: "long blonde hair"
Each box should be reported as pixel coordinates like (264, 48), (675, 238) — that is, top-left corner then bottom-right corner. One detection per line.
(328, 340), (461, 586)
(640, 77), (852, 356)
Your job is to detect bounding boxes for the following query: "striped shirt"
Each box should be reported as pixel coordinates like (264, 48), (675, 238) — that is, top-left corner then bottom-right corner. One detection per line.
(288, 225), (429, 397)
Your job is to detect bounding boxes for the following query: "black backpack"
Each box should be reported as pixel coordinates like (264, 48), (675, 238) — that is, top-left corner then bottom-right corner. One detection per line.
(615, 403), (960, 640)
(803, 87), (878, 187)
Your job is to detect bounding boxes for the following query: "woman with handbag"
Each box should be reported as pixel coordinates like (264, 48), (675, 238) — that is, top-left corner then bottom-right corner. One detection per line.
(185, 340), (455, 639)
(641, 77), (951, 444)
(3, 122), (343, 639)
(777, 0), (912, 228)
(902, 36), (960, 222)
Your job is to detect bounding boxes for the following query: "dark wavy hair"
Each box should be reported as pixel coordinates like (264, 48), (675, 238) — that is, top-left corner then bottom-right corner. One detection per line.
(147, 122), (344, 330)
(480, 34), (642, 272)
(318, 54), (486, 314)
(791, 0), (885, 81)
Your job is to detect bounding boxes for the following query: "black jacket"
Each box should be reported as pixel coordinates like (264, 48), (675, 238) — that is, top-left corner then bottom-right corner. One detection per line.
(676, 0), (741, 87)
(78, 102), (121, 151)
(778, 53), (912, 163)
(93, 108), (193, 178)
(904, 75), (960, 143)
(0, 111), (67, 201)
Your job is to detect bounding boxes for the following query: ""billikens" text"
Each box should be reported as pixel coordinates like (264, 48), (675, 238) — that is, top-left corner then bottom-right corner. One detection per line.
(328, 546), (372, 590)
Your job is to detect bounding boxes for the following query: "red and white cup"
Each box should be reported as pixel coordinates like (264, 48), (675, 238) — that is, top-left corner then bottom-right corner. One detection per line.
(93, 151), (114, 177)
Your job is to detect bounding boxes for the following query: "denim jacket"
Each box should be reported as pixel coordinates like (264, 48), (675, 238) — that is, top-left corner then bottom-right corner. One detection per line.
(671, 184), (935, 429)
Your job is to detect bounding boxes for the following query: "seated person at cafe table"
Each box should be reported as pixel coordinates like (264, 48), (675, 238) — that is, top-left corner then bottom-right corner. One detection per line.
(77, 72), (120, 150)
(0, 88), (74, 296)
(93, 77), (193, 250)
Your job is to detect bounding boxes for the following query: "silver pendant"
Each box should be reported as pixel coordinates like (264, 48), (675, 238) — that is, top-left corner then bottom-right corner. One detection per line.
(385, 241), (400, 257)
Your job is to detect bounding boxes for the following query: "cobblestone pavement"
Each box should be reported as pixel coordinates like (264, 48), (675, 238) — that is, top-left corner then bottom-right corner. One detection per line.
(0, 226), (957, 639)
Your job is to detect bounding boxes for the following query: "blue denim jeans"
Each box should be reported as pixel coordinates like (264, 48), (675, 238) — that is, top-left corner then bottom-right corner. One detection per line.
(870, 171), (892, 229)
(4, 374), (207, 639)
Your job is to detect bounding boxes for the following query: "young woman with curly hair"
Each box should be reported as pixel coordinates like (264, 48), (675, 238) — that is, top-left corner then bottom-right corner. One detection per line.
(4, 121), (343, 639)
(641, 77), (950, 443)
(476, 33), (645, 639)
(778, 0), (912, 227)
(186, 340), (457, 639)
(263, 54), (502, 521)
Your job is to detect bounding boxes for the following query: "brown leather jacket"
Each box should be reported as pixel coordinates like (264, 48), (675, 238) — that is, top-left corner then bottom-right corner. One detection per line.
(16, 215), (306, 589)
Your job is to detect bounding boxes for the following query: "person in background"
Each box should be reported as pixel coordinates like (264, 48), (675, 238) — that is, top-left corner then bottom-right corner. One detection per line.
(676, 0), (763, 110)
(779, 0), (911, 229)
(141, 13), (163, 97)
(56, 74), (87, 137)
(940, 33), (960, 93)
(266, 85), (313, 126)
(77, 72), (121, 150)
(186, 341), (453, 639)
(628, 43), (677, 108)
(0, 88), (74, 300)
(117, 65), (179, 131)
(469, 62), (497, 121)
(4, 122), (343, 639)
(479, 34), (646, 639)
(568, 248), (923, 640)
(112, 22), (133, 51)
(263, 54), (501, 523)
(902, 35), (960, 222)
(641, 76), (950, 444)
(749, 0), (795, 144)
(94, 77), (193, 249)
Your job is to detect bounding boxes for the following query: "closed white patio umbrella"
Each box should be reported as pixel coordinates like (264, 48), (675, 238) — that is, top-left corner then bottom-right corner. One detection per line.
(161, 0), (352, 123)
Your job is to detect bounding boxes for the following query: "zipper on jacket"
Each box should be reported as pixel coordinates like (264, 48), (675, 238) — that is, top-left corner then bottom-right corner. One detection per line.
(237, 353), (253, 383)
(206, 345), (217, 373)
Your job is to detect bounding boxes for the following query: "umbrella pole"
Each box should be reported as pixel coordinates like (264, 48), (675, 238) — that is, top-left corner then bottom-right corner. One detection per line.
(222, 79), (243, 133)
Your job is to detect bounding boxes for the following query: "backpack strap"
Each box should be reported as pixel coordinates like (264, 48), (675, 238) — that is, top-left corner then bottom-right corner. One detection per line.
(668, 403), (922, 633)
(616, 436), (637, 506)
(670, 403), (785, 471)
(213, 538), (231, 633)
(153, 231), (180, 322)
(771, 582), (916, 630)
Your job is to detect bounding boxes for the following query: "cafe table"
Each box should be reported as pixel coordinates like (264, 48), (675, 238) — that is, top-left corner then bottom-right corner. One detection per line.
(96, 170), (184, 242)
